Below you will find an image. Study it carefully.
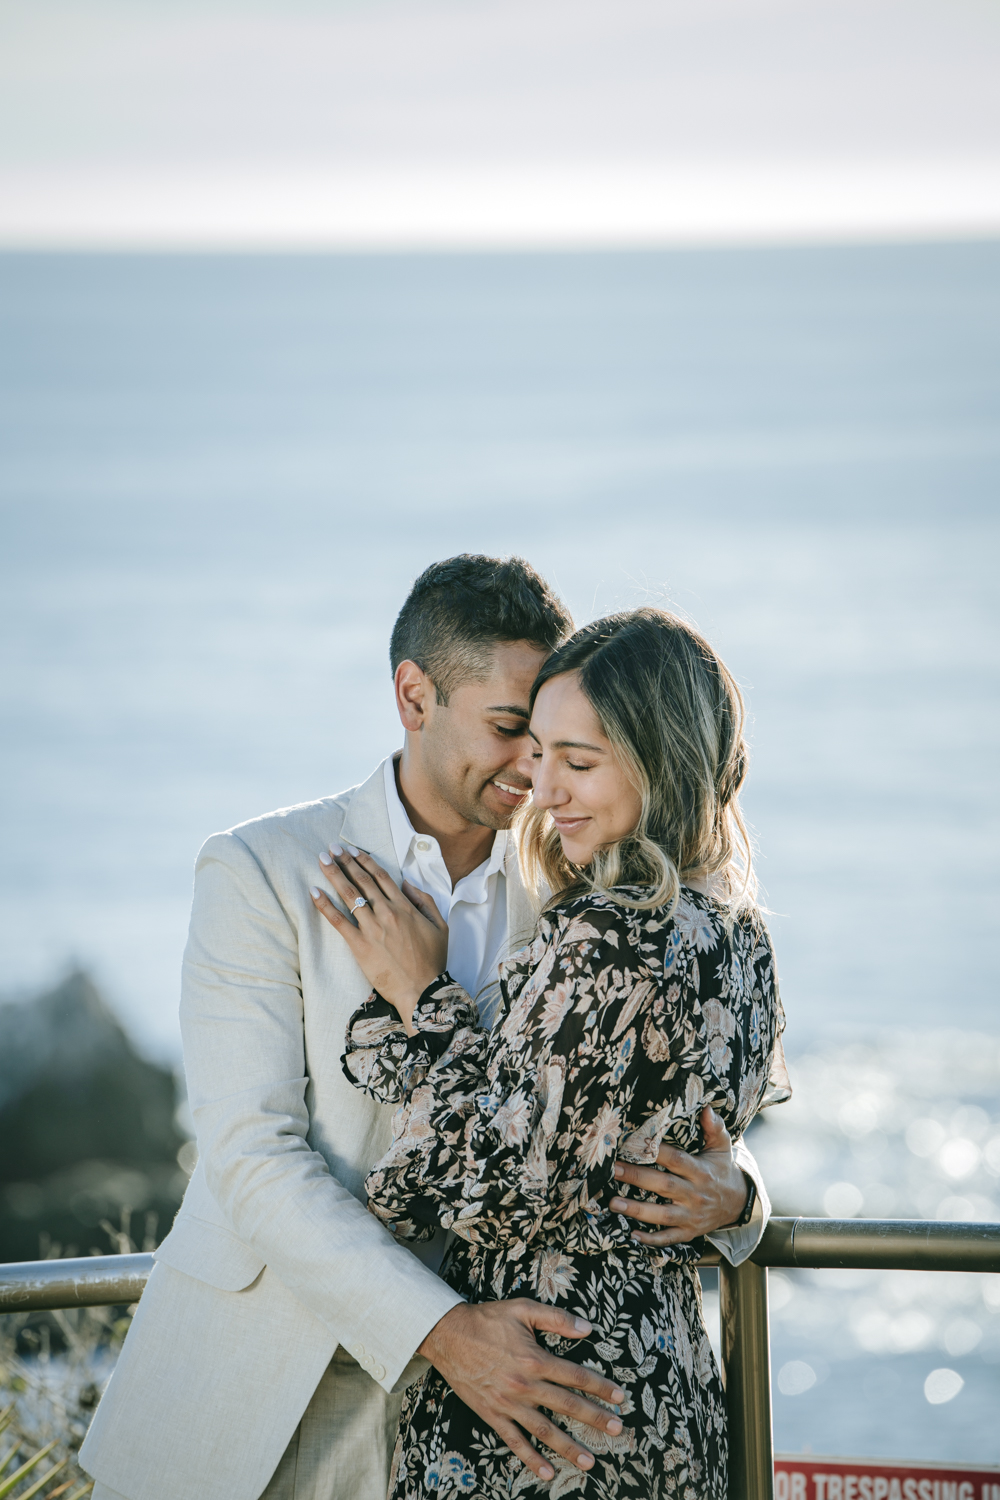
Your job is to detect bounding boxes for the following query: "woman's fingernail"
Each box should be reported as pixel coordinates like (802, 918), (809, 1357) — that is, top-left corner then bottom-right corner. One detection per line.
(607, 1417), (623, 1434)
(611, 1388), (625, 1402)
(329, 844), (343, 857)
(574, 1317), (592, 1333)
(344, 843), (360, 856)
(309, 886), (322, 899)
(577, 1454), (594, 1470)
(319, 851), (332, 865)
(610, 1198), (625, 1211)
(612, 1163), (623, 1178)
(539, 1465), (554, 1481)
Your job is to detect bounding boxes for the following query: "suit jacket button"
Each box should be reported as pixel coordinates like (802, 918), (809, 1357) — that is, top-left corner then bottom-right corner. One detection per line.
(374, 1364), (386, 1380)
(353, 1344), (365, 1358)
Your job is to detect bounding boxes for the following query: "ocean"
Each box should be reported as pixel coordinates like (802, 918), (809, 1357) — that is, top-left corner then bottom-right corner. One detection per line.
(1, 241), (998, 1461)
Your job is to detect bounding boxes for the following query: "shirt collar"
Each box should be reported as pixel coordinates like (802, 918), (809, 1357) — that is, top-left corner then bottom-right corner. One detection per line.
(383, 754), (417, 872)
(383, 754), (507, 889)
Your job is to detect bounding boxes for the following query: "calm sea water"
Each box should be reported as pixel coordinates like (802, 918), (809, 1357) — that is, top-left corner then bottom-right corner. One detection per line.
(1, 243), (998, 1459)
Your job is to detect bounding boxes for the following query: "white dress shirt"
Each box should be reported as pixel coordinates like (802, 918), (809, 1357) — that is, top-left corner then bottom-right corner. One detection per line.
(382, 754), (763, 1263)
(383, 755), (509, 1025)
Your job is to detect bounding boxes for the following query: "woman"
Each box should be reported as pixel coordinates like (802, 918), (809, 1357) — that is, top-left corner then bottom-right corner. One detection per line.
(311, 607), (788, 1499)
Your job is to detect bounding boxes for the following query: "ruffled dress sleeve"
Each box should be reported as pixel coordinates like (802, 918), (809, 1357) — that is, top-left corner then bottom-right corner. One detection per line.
(342, 973), (496, 1243)
(342, 976), (484, 1106)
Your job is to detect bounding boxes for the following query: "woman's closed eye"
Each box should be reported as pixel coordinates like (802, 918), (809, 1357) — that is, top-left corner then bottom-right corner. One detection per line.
(530, 750), (594, 772)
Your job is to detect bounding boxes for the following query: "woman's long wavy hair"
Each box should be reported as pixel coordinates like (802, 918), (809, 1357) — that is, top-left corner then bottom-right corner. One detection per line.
(515, 607), (757, 917)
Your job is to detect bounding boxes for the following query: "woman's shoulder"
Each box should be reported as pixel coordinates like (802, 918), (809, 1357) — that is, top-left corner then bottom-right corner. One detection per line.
(540, 886), (639, 938)
(542, 885), (769, 960)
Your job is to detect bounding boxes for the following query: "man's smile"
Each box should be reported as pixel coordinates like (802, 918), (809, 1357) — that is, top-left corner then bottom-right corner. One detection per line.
(489, 778), (531, 807)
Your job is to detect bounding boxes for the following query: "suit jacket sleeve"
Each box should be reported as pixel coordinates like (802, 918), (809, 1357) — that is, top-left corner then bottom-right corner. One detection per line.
(179, 831), (462, 1394)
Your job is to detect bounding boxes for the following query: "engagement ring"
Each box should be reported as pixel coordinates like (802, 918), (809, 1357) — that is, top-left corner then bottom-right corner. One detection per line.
(351, 896), (368, 913)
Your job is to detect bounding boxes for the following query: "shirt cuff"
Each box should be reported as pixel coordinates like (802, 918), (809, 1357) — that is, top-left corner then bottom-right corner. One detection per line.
(705, 1188), (765, 1266)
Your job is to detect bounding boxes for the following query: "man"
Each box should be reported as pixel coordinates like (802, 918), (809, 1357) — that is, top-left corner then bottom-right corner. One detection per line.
(82, 555), (768, 1500)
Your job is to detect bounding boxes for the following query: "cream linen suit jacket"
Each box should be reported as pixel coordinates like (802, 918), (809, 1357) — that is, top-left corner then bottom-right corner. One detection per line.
(81, 756), (770, 1500)
(81, 759), (508, 1500)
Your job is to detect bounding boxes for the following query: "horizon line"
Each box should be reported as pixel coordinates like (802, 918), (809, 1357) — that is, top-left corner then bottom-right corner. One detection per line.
(2, 160), (997, 253)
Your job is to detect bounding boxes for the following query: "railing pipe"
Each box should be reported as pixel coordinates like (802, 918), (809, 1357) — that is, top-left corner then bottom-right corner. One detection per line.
(755, 1217), (1000, 1273)
(0, 1253), (153, 1312)
(720, 1258), (773, 1500)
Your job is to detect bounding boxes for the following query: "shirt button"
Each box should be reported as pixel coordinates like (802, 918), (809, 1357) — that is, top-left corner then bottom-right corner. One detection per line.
(416, 839), (431, 852)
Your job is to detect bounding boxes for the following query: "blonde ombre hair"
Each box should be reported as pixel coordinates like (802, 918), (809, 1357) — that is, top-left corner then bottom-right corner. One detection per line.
(514, 607), (756, 917)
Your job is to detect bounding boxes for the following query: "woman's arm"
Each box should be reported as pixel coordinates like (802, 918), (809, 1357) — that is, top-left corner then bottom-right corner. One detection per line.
(354, 897), (777, 1253)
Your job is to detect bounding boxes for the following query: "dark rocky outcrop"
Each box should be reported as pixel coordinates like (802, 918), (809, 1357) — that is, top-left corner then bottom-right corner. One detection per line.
(0, 972), (188, 1263)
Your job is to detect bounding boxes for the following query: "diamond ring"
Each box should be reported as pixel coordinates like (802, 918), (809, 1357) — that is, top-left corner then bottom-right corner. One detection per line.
(351, 896), (368, 913)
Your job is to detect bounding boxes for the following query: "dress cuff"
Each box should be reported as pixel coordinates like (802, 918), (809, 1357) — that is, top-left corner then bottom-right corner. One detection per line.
(341, 974), (479, 1100)
(341, 992), (409, 1098)
(407, 973), (479, 1058)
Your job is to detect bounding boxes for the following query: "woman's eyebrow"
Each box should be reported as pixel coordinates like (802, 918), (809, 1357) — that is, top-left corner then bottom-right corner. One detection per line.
(527, 728), (606, 751)
(554, 739), (606, 752)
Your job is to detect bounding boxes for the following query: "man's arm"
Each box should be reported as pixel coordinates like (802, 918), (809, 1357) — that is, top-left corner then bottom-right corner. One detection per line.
(181, 832), (463, 1391)
(709, 1134), (769, 1265)
(609, 1106), (770, 1264)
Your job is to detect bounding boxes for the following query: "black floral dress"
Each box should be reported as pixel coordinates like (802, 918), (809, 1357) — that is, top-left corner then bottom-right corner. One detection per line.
(342, 887), (788, 1500)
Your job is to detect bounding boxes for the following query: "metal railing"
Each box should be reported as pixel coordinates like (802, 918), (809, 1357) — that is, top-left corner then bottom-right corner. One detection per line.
(725, 1218), (1000, 1500)
(2, 1219), (999, 1500)
(0, 1252), (153, 1312)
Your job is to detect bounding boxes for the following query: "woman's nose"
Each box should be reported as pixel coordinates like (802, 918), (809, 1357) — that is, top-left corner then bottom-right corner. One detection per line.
(530, 761), (568, 809)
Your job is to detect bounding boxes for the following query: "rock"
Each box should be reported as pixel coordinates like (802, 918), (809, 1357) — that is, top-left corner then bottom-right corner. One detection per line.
(0, 972), (187, 1262)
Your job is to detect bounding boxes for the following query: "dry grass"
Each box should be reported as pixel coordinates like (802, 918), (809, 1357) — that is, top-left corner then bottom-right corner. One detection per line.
(0, 1220), (140, 1500)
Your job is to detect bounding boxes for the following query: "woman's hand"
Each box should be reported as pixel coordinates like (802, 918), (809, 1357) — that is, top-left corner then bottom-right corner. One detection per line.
(310, 846), (448, 1033)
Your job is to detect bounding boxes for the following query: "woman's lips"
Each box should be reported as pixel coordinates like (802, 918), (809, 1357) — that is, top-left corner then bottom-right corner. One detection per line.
(552, 816), (590, 834)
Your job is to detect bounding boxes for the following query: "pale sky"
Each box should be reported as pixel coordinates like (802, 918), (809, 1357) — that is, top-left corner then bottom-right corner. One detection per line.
(2, 0), (999, 246)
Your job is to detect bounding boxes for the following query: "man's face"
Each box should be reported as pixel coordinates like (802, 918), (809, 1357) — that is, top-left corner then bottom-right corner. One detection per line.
(421, 640), (550, 830)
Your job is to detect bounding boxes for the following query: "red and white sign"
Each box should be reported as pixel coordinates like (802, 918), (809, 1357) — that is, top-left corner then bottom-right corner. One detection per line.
(775, 1456), (1000, 1500)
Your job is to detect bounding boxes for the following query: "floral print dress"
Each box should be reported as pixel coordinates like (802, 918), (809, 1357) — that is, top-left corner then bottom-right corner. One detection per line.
(342, 887), (788, 1500)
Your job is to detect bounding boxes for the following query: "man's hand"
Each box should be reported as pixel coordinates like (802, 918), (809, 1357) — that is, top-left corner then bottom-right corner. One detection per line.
(418, 1299), (625, 1482)
(610, 1106), (750, 1247)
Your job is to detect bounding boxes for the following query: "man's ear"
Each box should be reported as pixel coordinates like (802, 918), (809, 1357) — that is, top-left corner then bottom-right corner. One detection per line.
(394, 660), (434, 732)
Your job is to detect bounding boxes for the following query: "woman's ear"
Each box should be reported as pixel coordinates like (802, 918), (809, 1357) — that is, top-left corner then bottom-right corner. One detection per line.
(394, 659), (432, 732)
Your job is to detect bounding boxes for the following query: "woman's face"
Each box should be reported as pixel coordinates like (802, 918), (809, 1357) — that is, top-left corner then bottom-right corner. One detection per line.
(520, 671), (643, 865)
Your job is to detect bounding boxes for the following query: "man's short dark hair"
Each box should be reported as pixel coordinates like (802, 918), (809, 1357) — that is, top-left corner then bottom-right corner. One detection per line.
(390, 554), (573, 704)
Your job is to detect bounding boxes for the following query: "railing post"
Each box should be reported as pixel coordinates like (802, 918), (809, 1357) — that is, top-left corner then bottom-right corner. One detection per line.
(719, 1258), (774, 1500)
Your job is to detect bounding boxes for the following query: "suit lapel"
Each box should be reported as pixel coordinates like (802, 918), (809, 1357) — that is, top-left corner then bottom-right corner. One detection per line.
(339, 756), (402, 884)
